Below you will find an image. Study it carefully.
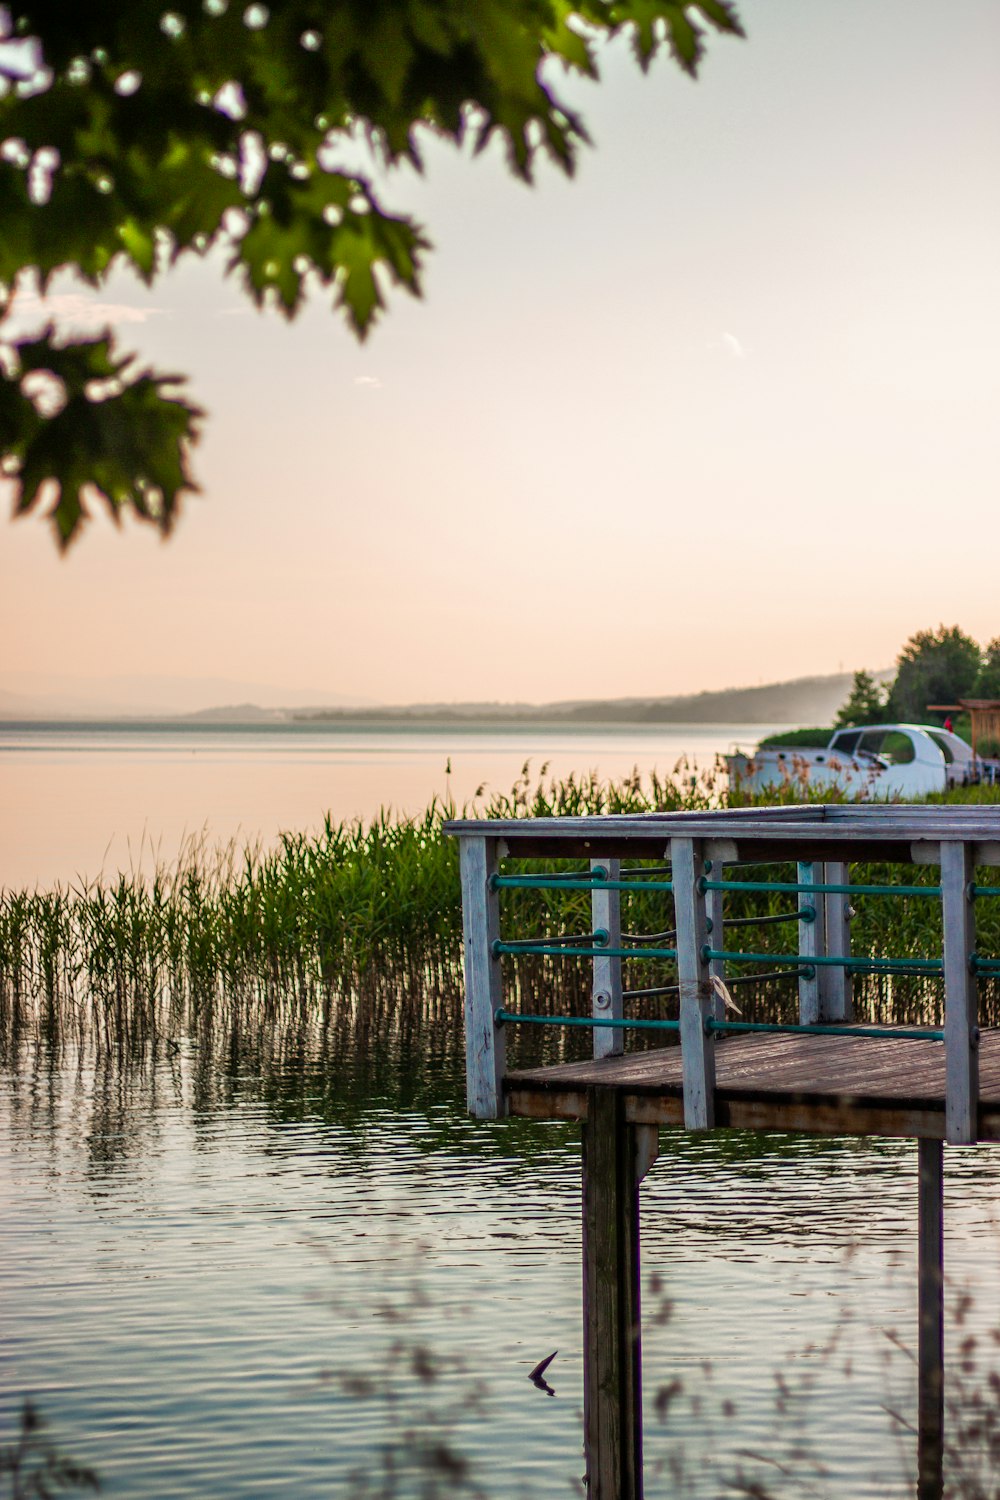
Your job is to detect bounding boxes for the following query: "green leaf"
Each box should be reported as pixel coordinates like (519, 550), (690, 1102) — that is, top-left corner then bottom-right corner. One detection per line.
(0, 0), (744, 548)
(3, 332), (202, 549)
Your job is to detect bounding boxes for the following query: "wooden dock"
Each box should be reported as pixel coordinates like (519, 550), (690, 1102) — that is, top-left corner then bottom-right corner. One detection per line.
(445, 804), (1000, 1500)
(506, 1029), (1000, 1138)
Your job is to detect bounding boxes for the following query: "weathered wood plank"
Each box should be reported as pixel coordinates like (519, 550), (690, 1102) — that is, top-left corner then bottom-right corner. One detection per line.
(820, 858), (853, 1022)
(582, 1088), (644, 1500)
(446, 808), (1000, 852)
(797, 860), (825, 1025)
(705, 865), (727, 1027)
(593, 857), (623, 1059)
(459, 837), (505, 1119)
(942, 841), (978, 1143)
(671, 837), (715, 1129)
(504, 1030), (1000, 1137)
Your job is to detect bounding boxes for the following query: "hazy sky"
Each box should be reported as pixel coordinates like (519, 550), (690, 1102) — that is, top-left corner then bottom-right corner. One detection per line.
(3, 0), (999, 708)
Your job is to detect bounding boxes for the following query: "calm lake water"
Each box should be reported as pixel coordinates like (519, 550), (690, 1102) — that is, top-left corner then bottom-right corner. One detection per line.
(0, 720), (780, 891)
(4, 723), (1000, 1497)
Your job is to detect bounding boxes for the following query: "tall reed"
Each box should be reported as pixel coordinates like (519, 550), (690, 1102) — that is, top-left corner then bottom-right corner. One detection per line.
(2, 762), (999, 1058)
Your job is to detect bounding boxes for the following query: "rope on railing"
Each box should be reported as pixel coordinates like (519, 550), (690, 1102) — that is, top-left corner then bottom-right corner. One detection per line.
(494, 931), (609, 952)
(623, 968), (808, 1000)
(724, 910), (811, 929)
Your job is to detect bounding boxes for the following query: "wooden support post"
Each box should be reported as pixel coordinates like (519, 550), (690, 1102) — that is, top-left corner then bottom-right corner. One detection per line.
(593, 857), (624, 1059)
(705, 866), (727, 1027)
(917, 1137), (944, 1500)
(459, 836), (506, 1119)
(941, 841), (978, 1144)
(797, 860), (826, 1025)
(820, 859), (853, 1022)
(671, 837), (715, 1129)
(582, 1088), (644, 1500)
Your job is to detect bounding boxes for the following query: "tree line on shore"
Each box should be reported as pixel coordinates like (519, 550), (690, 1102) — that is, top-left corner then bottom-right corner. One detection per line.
(837, 626), (1000, 732)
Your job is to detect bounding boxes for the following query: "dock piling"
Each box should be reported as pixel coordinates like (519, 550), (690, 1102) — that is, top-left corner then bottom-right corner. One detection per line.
(582, 1089), (648, 1500)
(917, 1137), (944, 1500)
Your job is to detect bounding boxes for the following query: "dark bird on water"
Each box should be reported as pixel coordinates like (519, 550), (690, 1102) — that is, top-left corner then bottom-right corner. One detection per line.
(528, 1350), (558, 1396)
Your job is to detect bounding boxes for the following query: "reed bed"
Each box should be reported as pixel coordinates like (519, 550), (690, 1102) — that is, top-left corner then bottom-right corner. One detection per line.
(2, 762), (1000, 1059)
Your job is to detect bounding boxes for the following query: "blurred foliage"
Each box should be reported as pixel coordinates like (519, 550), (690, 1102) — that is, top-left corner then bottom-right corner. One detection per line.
(834, 668), (887, 728)
(837, 626), (999, 730)
(0, 1400), (100, 1499)
(884, 625), (981, 723)
(0, 0), (743, 546)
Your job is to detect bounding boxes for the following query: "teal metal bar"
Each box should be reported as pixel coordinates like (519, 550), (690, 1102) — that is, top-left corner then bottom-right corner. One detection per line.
(971, 957), (1000, 972)
(700, 878), (941, 898)
(971, 886), (1000, 898)
(701, 947), (944, 974)
(494, 1009), (680, 1033)
(492, 941), (677, 960)
(705, 1018), (945, 1042)
(492, 875), (673, 893)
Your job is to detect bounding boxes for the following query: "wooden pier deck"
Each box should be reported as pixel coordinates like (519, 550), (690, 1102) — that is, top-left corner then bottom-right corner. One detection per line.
(506, 1028), (1000, 1139)
(445, 804), (1000, 1499)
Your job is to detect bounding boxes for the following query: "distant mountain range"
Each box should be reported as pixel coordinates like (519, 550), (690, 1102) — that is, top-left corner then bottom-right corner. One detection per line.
(0, 671), (871, 728)
(293, 673), (863, 727)
(0, 673), (373, 720)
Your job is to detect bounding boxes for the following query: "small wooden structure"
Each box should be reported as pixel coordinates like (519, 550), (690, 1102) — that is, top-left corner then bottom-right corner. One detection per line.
(446, 804), (1000, 1500)
(928, 699), (1000, 760)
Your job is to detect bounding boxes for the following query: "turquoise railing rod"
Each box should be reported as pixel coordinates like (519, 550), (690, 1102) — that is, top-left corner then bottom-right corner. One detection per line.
(705, 1018), (945, 1042)
(492, 875), (673, 893)
(701, 947), (944, 974)
(700, 878), (941, 898)
(492, 941), (677, 960)
(494, 1009), (680, 1033)
(972, 886), (1000, 898)
(972, 956), (1000, 973)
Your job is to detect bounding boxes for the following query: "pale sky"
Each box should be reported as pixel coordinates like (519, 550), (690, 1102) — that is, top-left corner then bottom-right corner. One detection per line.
(2, 0), (999, 709)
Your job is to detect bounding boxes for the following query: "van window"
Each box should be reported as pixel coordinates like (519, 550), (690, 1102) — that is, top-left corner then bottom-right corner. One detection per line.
(925, 730), (960, 764)
(876, 731), (915, 764)
(831, 731), (860, 755)
(855, 730), (915, 765)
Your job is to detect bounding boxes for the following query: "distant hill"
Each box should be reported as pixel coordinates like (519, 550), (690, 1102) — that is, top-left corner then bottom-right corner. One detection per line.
(1, 671), (878, 729)
(295, 672), (864, 727)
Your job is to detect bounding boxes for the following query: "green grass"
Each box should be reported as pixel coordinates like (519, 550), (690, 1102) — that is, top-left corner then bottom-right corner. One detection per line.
(2, 762), (999, 1056)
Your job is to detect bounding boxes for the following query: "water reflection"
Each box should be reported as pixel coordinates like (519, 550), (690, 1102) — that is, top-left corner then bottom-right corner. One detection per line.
(3, 1006), (1000, 1498)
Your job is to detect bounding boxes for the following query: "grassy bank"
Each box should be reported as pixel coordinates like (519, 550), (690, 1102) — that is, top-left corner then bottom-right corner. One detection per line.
(2, 762), (1000, 1055)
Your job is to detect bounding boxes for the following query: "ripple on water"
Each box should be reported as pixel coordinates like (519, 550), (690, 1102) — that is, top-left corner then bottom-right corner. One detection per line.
(3, 1047), (1000, 1497)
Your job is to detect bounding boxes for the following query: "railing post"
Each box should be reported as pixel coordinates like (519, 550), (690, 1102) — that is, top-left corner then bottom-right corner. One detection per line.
(705, 862), (727, 1027)
(459, 836), (506, 1119)
(592, 857), (623, 1059)
(942, 840), (978, 1144)
(671, 837), (715, 1129)
(820, 859), (853, 1022)
(797, 860), (826, 1025)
